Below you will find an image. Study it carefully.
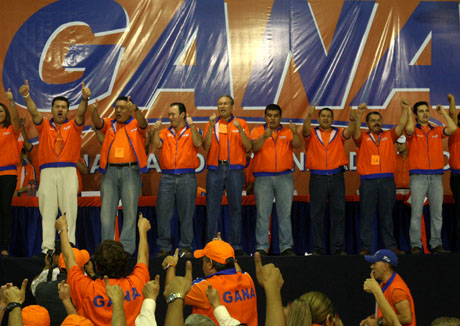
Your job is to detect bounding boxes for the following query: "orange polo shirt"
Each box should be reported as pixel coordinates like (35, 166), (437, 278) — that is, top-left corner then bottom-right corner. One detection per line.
(205, 115), (249, 170)
(448, 128), (460, 173)
(0, 125), (21, 176)
(251, 125), (293, 176)
(159, 125), (202, 174)
(354, 129), (398, 179)
(107, 122), (137, 164)
(395, 154), (410, 188)
(304, 127), (348, 174)
(406, 124), (447, 175)
(34, 118), (84, 170)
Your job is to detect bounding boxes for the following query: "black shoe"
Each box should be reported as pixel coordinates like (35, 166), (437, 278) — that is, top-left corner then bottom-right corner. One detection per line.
(334, 249), (347, 256)
(155, 250), (170, 258)
(411, 247), (422, 254)
(281, 248), (296, 256)
(359, 249), (371, 255)
(431, 246), (450, 254)
(179, 248), (193, 258)
(255, 249), (267, 256)
(311, 249), (323, 256)
(234, 249), (248, 257)
(392, 248), (405, 255)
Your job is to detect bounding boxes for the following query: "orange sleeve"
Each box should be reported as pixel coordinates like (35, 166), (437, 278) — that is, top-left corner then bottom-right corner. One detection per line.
(391, 288), (410, 304)
(185, 280), (211, 309)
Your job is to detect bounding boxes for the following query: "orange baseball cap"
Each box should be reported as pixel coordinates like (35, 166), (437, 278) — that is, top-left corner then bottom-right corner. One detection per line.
(61, 314), (94, 326)
(22, 305), (50, 326)
(59, 248), (90, 270)
(194, 240), (235, 264)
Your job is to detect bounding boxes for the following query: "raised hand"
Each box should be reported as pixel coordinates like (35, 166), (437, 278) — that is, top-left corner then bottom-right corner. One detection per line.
(89, 99), (99, 112)
(81, 82), (91, 100)
(289, 120), (297, 133)
(137, 212), (151, 233)
(254, 252), (284, 290)
(209, 113), (217, 127)
(186, 114), (194, 126)
(357, 103), (367, 116)
(153, 116), (162, 131)
(306, 105), (316, 118)
(163, 260), (193, 299)
(104, 275), (125, 304)
(162, 248), (179, 270)
(206, 284), (221, 308)
(142, 275), (160, 301)
(233, 118), (241, 130)
(19, 80), (30, 97)
(55, 213), (68, 233)
(5, 88), (13, 101)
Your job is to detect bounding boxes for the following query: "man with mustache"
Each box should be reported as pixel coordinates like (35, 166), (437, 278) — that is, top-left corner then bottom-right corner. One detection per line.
(405, 98), (457, 254)
(353, 102), (410, 255)
(91, 96), (148, 255)
(19, 80), (90, 255)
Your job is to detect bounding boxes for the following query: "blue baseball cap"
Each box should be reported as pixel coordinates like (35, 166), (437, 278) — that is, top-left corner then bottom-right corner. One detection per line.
(364, 249), (398, 266)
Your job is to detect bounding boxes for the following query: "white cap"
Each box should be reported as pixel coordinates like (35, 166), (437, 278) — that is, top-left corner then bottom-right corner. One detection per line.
(397, 135), (406, 143)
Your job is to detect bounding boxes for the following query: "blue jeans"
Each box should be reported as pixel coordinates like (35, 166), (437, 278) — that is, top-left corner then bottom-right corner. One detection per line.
(206, 166), (244, 249)
(100, 165), (142, 254)
(254, 173), (294, 252)
(310, 172), (345, 253)
(410, 174), (443, 248)
(156, 173), (196, 251)
(359, 177), (397, 251)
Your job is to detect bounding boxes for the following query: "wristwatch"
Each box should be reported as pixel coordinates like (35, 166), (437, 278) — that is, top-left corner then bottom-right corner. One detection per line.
(377, 317), (384, 326)
(166, 292), (185, 304)
(6, 302), (22, 312)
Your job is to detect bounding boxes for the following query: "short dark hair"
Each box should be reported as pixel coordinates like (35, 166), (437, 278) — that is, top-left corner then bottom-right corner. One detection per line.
(0, 103), (12, 128)
(366, 111), (382, 122)
(115, 96), (129, 103)
(51, 96), (69, 108)
(319, 107), (333, 119)
(170, 102), (186, 115)
(204, 256), (235, 272)
(93, 240), (129, 278)
(413, 101), (429, 114)
(265, 104), (282, 116)
(218, 95), (234, 105)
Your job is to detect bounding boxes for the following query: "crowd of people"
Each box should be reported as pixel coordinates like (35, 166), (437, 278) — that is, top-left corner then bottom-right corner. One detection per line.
(1, 84), (460, 257)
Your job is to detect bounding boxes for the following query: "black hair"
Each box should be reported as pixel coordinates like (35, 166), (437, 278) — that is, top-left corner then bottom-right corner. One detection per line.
(51, 96), (69, 108)
(170, 102), (186, 115)
(265, 104), (282, 116)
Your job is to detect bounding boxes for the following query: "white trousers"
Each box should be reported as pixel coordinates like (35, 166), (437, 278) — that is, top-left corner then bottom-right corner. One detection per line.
(38, 167), (78, 252)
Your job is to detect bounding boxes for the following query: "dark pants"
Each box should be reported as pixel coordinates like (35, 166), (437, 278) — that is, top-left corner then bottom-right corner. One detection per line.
(450, 173), (460, 237)
(0, 175), (17, 251)
(359, 177), (397, 251)
(310, 172), (346, 253)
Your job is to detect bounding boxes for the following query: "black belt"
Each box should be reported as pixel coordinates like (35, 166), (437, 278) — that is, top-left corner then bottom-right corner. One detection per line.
(218, 160), (229, 165)
(108, 162), (138, 167)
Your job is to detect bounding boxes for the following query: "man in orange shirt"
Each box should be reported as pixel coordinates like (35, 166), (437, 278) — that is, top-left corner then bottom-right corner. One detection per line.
(91, 96), (147, 255)
(303, 106), (355, 255)
(251, 104), (302, 255)
(56, 212), (151, 326)
(361, 249), (416, 326)
(405, 99), (457, 254)
(20, 80), (91, 255)
(203, 95), (252, 255)
(448, 94), (460, 240)
(150, 102), (202, 257)
(353, 102), (409, 255)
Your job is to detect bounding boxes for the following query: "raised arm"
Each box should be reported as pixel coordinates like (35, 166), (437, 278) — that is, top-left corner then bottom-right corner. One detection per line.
(19, 80), (42, 125)
(233, 119), (252, 152)
(187, 114), (203, 147)
(58, 280), (78, 315)
(202, 114), (217, 151)
(162, 249), (179, 287)
(74, 82), (91, 126)
(5, 89), (20, 131)
(55, 213), (77, 270)
(20, 119), (33, 152)
(437, 105), (458, 135)
(90, 99), (104, 130)
(448, 93), (457, 125)
(164, 261), (192, 326)
(343, 109), (356, 139)
(252, 127), (271, 152)
(395, 100), (410, 137)
(302, 105), (315, 137)
(104, 276), (127, 326)
(137, 213), (151, 266)
(129, 98), (147, 129)
(290, 120), (303, 148)
(151, 118), (162, 149)
(405, 102), (415, 136)
(353, 103), (367, 139)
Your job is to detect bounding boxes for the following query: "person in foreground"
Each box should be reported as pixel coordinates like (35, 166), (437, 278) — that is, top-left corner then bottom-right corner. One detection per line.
(361, 249), (415, 326)
(55, 212), (151, 326)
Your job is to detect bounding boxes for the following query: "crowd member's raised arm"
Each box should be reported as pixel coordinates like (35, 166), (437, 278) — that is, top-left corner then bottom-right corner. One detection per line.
(404, 102), (415, 136)
(90, 99), (104, 129)
(162, 249), (179, 287)
(289, 120), (303, 148)
(105, 276), (127, 326)
(254, 252), (286, 326)
(135, 275), (160, 326)
(448, 94), (457, 125)
(5, 88), (20, 131)
(58, 280), (78, 315)
(151, 118), (162, 149)
(187, 114), (203, 147)
(164, 260), (192, 326)
(2, 279), (28, 326)
(363, 274), (401, 326)
(343, 109), (357, 139)
(302, 105), (315, 138)
(203, 113), (217, 151)
(353, 103), (367, 140)
(232, 119), (252, 152)
(55, 213), (77, 270)
(74, 82), (91, 126)
(395, 100), (410, 137)
(137, 213), (151, 267)
(128, 97), (147, 129)
(437, 104), (458, 135)
(19, 80), (42, 125)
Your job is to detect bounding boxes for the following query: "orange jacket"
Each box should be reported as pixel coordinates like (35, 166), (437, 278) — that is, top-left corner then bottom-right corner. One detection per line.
(205, 115), (249, 170)
(305, 127), (349, 174)
(378, 273), (416, 326)
(0, 125), (21, 176)
(354, 129), (397, 179)
(407, 124), (446, 175)
(98, 117), (147, 174)
(448, 128), (460, 173)
(159, 125), (201, 174)
(251, 125), (294, 176)
(15, 161), (36, 193)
